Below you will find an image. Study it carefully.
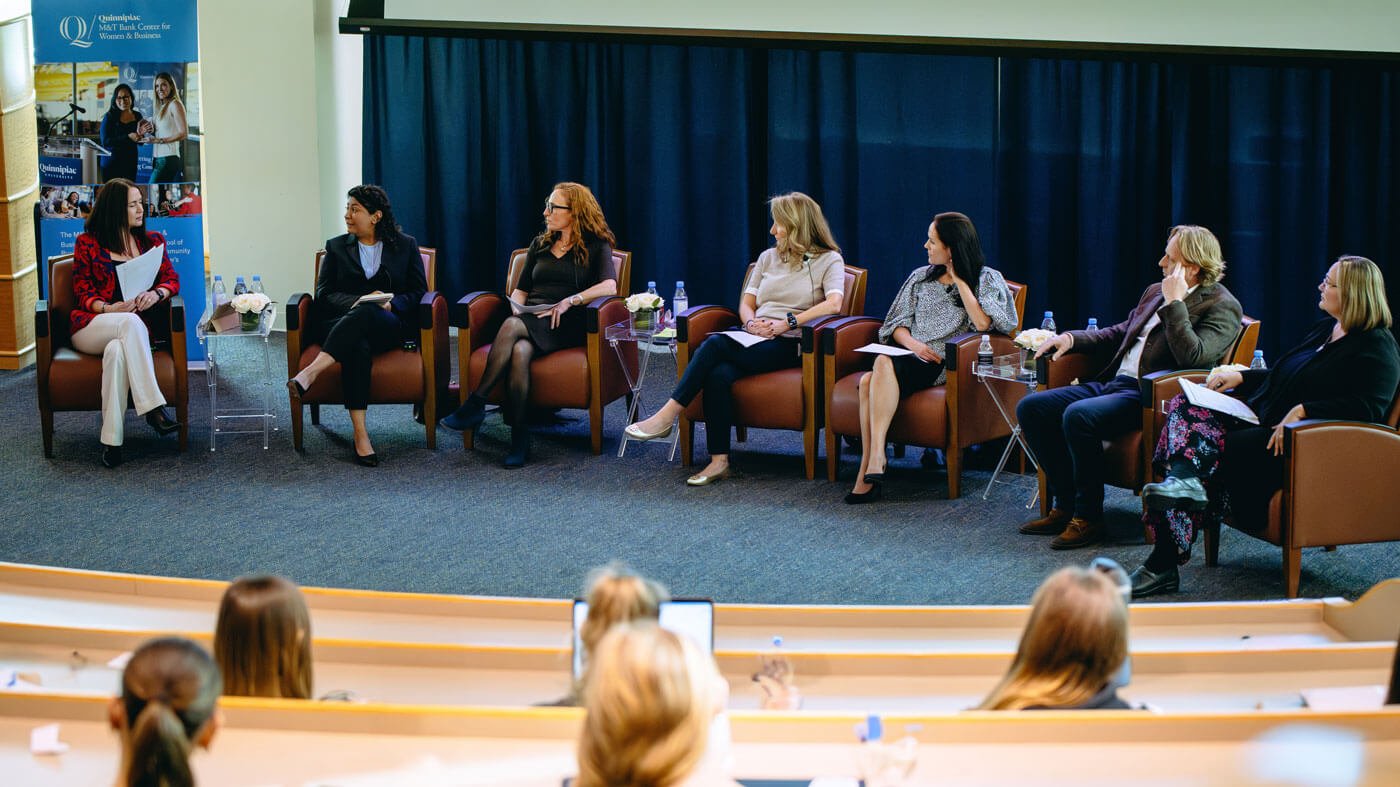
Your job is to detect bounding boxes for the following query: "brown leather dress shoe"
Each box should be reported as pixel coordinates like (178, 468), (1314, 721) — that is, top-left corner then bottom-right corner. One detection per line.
(1019, 508), (1073, 536)
(1050, 517), (1104, 550)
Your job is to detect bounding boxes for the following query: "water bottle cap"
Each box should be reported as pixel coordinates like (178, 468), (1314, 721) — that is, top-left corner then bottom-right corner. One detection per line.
(771, 635), (783, 647)
(1254, 350), (1264, 357)
(1044, 311), (1053, 317)
(648, 281), (656, 287)
(676, 281), (684, 287)
(236, 275), (245, 281)
(213, 275), (222, 280)
(252, 275), (261, 280)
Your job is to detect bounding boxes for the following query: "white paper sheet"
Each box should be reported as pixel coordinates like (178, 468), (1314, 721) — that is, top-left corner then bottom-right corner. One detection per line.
(509, 299), (554, 315)
(855, 342), (916, 358)
(353, 292), (394, 307)
(115, 243), (164, 300)
(719, 330), (768, 347)
(30, 723), (69, 755)
(1179, 378), (1260, 424)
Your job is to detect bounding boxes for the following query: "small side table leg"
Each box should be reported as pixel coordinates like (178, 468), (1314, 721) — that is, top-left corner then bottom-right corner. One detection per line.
(260, 334), (272, 449)
(207, 338), (219, 452)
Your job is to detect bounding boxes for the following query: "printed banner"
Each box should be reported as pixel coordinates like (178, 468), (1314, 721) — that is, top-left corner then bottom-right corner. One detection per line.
(33, 1), (206, 361)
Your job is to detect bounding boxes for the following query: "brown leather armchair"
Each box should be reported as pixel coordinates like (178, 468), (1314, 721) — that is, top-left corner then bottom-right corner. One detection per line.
(675, 264), (869, 480)
(285, 247), (446, 450)
(453, 248), (634, 455)
(1203, 386), (1400, 598)
(1034, 315), (1260, 512)
(821, 280), (1028, 496)
(36, 254), (189, 455)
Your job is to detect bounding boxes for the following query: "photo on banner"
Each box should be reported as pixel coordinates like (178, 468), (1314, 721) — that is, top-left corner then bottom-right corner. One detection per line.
(32, 0), (206, 361)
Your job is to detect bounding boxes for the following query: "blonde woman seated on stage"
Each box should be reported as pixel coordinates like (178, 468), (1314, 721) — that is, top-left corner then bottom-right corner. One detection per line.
(214, 574), (313, 699)
(978, 566), (1133, 710)
(577, 622), (737, 787)
(109, 637), (222, 787)
(626, 191), (845, 486)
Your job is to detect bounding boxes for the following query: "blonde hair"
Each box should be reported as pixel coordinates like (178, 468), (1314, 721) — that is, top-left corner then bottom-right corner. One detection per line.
(535, 182), (617, 269)
(213, 575), (313, 699)
(977, 567), (1128, 710)
(1169, 225), (1226, 286)
(1334, 255), (1392, 332)
(579, 565), (668, 672)
(117, 637), (221, 787)
(576, 622), (717, 787)
(769, 191), (840, 267)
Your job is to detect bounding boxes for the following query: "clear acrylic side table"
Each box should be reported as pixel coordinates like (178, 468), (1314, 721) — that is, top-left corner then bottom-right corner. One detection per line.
(605, 319), (679, 460)
(196, 307), (278, 451)
(973, 351), (1042, 508)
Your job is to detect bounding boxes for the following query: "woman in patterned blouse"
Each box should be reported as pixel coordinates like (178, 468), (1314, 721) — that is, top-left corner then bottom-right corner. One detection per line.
(845, 212), (1018, 503)
(70, 178), (182, 468)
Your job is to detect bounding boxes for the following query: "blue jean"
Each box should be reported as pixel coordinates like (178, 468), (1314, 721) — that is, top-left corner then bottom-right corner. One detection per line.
(1016, 375), (1143, 520)
(672, 334), (800, 455)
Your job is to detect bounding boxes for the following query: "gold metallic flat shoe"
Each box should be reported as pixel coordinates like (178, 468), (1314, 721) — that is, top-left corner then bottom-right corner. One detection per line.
(624, 421), (674, 441)
(686, 467), (731, 486)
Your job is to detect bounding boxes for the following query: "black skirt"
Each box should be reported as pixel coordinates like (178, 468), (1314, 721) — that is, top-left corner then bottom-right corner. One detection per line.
(521, 308), (587, 356)
(890, 354), (946, 397)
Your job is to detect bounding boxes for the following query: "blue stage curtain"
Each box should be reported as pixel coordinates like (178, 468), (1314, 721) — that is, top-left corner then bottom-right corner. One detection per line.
(365, 37), (1398, 357)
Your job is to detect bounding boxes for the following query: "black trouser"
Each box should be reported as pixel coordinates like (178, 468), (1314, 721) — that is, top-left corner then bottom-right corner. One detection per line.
(320, 304), (403, 410)
(672, 334), (800, 455)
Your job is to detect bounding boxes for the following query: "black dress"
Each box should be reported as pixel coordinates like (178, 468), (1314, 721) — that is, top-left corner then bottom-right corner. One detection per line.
(516, 237), (614, 355)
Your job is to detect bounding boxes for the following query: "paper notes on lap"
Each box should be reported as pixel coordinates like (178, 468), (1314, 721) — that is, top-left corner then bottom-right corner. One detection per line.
(509, 300), (554, 316)
(720, 330), (768, 347)
(115, 243), (163, 298)
(353, 292), (394, 307)
(855, 342), (917, 359)
(1179, 378), (1259, 424)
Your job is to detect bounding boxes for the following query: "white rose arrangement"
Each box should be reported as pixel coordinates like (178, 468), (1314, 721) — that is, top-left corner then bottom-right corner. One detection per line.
(231, 292), (272, 315)
(1013, 328), (1056, 351)
(624, 293), (664, 313)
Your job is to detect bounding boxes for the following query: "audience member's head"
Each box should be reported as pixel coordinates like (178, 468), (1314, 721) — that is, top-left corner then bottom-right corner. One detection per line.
(1167, 224), (1226, 286)
(579, 564), (669, 671)
(1332, 255), (1392, 333)
(213, 574), (313, 699)
(576, 622), (722, 787)
(978, 566), (1128, 710)
(109, 637), (221, 787)
(769, 191), (840, 265)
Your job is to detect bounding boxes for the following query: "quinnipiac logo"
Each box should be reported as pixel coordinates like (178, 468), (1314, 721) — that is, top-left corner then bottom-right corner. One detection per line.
(59, 16), (96, 48)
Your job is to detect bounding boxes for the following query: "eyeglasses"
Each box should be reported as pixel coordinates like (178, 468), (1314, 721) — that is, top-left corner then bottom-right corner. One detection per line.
(544, 202), (571, 214)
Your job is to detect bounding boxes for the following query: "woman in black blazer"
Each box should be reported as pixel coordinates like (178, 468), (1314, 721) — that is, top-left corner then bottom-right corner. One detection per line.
(441, 182), (617, 468)
(1131, 256), (1400, 597)
(287, 185), (427, 466)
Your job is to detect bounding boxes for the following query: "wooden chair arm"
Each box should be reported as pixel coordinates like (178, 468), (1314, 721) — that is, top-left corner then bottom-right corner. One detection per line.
(35, 299), (52, 395)
(676, 305), (740, 348)
(419, 292), (450, 388)
(818, 316), (883, 380)
(451, 291), (509, 351)
(286, 292), (313, 376)
(1284, 419), (1400, 547)
(1040, 351), (1099, 389)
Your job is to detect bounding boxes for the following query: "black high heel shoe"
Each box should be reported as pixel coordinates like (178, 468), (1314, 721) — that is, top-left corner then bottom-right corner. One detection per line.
(287, 378), (307, 400)
(101, 445), (123, 468)
(353, 448), (380, 468)
(143, 406), (181, 436)
(442, 394), (488, 432)
(844, 482), (883, 505)
(503, 426), (531, 468)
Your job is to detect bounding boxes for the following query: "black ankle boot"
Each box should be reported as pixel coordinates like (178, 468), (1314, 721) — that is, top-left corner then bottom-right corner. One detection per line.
(441, 394), (488, 432)
(503, 426), (531, 468)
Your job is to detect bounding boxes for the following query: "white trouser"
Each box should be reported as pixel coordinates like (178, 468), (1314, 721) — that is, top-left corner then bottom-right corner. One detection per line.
(70, 313), (167, 446)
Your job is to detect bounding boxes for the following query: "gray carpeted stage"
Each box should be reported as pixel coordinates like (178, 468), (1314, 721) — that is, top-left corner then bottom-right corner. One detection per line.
(6, 334), (1397, 605)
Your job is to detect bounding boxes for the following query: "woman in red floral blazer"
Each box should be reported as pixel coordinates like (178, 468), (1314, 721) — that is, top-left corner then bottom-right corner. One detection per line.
(70, 178), (182, 468)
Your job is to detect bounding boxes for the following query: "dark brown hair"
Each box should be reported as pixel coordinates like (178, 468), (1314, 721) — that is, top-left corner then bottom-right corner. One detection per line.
(347, 184), (404, 247)
(119, 637), (221, 787)
(85, 178), (153, 255)
(932, 211), (986, 285)
(213, 575), (313, 699)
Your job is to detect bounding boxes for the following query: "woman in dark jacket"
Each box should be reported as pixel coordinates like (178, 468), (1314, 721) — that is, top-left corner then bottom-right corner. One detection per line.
(99, 84), (144, 182)
(441, 182), (618, 468)
(1132, 256), (1400, 597)
(287, 185), (427, 467)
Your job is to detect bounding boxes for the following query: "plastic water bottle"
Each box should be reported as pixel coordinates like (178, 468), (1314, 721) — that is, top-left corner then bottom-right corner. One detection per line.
(1087, 317), (1098, 330)
(977, 334), (993, 375)
(755, 635), (800, 710)
(250, 275), (265, 295)
(212, 275), (227, 305)
(672, 281), (688, 316)
(1250, 350), (1266, 370)
(646, 280), (657, 296)
(233, 276), (248, 296)
(1041, 311), (1056, 333)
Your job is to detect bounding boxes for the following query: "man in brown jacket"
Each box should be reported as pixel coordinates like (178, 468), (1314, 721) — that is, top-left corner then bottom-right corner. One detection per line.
(1016, 226), (1244, 549)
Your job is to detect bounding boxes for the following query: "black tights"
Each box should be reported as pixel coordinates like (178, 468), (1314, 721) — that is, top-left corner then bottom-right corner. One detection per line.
(475, 316), (535, 424)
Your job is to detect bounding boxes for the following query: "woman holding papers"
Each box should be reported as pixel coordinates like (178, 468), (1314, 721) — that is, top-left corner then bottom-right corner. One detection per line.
(844, 212), (1016, 503)
(624, 192), (844, 486)
(1131, 256), (1400, 597)
(441, 182), (617, 468)
(287, 185), (426, 467)
(70, 178), (181, 468)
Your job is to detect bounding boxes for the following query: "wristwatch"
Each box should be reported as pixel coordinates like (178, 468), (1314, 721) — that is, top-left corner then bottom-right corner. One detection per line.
(569, 294), (583, 306)
(786, 312), (799, 329)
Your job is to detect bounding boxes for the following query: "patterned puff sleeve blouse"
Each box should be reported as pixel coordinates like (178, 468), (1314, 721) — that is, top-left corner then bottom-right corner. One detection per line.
(878, 265), (1018, 384)
(70, 231), (181, 334)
